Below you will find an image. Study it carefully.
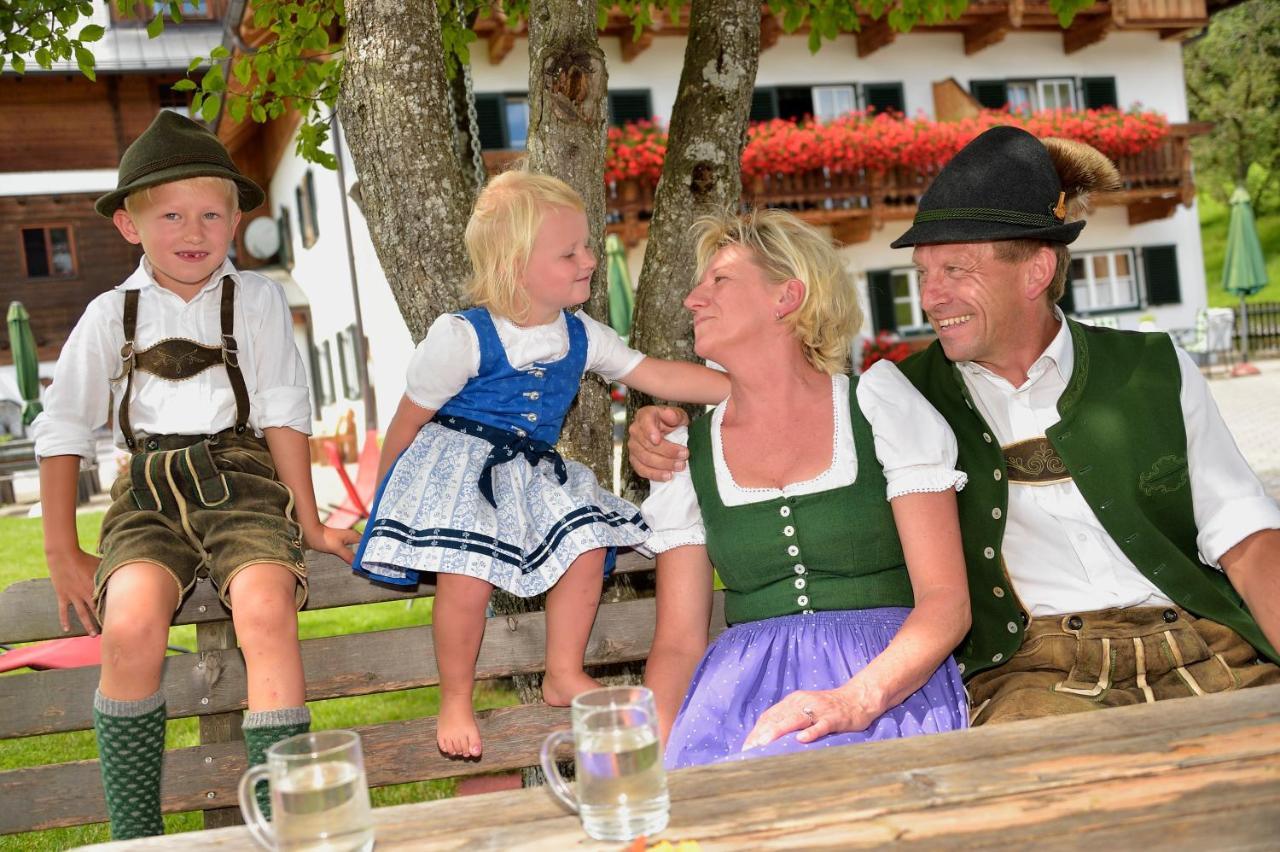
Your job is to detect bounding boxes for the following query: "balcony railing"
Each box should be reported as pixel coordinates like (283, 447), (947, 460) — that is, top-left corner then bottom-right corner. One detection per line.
(483, 122), (1207, 247)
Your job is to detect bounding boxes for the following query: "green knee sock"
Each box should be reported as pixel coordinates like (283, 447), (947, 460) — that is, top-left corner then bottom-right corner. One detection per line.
(93, 689), (167, 840)
(243, 706), (311, 820)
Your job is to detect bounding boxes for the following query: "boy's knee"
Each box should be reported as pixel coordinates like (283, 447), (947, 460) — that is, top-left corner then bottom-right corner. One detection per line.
(229, 570), (299, 644)
(100, 615), (169, 666)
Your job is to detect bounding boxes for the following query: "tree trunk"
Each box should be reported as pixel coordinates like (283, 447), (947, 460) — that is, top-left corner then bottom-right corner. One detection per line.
(340, 0), (473, 339)
(621, 0), (761, 504)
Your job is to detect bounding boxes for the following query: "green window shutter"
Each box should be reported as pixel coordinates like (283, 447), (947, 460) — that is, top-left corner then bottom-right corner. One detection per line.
(867, 270), (897, 332)
(1081, 77), (1118, 110)
(1142, 245), (1181, 306)
(970, 79), (1007, 110)
(1057, 280), (1076, 315)
(608, 90), (653, 126)
(776, 86), (813, 121)
(473, 93), (508, 150)
(863, 82), (905, 114)
(750, 88), (779, 122)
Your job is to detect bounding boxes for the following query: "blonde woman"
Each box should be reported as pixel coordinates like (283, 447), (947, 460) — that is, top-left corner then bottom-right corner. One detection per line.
(641, 209), (971, 768)
(352, 169), (728, 759)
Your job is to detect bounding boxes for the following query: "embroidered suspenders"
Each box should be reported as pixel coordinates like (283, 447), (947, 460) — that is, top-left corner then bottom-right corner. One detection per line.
(116, 277), (251, 450)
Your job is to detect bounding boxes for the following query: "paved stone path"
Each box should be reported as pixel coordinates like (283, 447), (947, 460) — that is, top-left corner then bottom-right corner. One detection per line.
(1205, 357), (1280, 501)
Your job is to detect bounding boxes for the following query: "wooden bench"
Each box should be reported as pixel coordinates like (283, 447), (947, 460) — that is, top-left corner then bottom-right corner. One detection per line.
(0, 438), (100, 505)
(0, 549), (728, 838)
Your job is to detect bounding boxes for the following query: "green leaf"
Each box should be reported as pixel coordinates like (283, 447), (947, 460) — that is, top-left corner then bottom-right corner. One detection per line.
(56, 6), (80, 28)
(146, 15), (165, 39)
(302, 27), (329, 51)
(202, 64), (226, 92)
(11, 56), (25, 75)
(74, 45), (95, 69)
(169, 1), (184, 24)
(35, 47), (52, 69)
(29, 22), (51, 40)
(228, 97), (247, 122)
(80, 3), (96, 18)
(210, 45), (230, 60)
(6, 34), (32, 54)
(192, 91), (204, 114)
(297, 8), (318, 29)
(79, 24), (105, 43)
(201, 93), (222, 123)
(233, 56), (252, 86)
(189, 55), (204, 73)
(172, 78), (197, 91)
(252, 103), (267, 122)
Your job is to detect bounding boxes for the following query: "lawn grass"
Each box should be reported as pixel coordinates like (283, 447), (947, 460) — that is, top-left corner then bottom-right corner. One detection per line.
(0, 513), (517, 851)
(1199, 192), (1280, 308)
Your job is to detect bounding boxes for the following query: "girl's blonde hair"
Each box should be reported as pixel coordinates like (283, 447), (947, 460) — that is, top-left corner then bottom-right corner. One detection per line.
(465, 169), (586, 323)
(691, 208), (862, 375)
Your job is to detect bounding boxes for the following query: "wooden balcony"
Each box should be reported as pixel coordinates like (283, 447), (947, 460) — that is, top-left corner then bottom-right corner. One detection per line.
(531, 122), (1208, 248)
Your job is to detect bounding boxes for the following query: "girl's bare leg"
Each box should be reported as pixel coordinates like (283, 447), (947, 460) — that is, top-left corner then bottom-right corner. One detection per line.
(433, 573), (493, 757)
(541, 549), (605, 706)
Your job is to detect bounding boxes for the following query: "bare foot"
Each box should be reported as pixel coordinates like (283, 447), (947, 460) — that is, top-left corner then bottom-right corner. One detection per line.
(542, 670), (601, 707)
(437, 694), (482, 758)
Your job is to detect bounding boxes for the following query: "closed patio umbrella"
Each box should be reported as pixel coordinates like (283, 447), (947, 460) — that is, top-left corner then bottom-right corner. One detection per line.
(6, 301), (43, 427)
(1222, 187), (1269, 376)
(606, 234), (634, 339)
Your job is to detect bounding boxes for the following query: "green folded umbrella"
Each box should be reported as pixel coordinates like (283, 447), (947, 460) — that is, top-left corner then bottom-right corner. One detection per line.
(7, 301), (43, 427)
(606, 234), (635, 339)
(1222, 187), (1269, 365)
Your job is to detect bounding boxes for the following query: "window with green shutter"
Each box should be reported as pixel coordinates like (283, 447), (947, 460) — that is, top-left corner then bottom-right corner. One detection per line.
(970, 79), (1008, 109)
(1081, 77), (1118, 110)
(867, 270), (898, 333)
(1142, 245), (1182, 306)
(608, 90), (653, 126)
(862, 82), (905, 114)
(750, 88), (780, 121)
(473, 93), (508, 150)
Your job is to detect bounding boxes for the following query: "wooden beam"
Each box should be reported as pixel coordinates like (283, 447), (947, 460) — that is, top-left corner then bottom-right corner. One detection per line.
(933, 77), (981, 122)
(488, 28), (517, 65)
(1126, 196), (1178, 225)
(620, 30), (654, 62)
(1160, 26), (1203, 40)
(963, 12), (1013, 55)
(856, 18), (896, 58)
(829, 216), (873, 246)
(760, 11), (782, 52)
(1063, 13), (1113, 53)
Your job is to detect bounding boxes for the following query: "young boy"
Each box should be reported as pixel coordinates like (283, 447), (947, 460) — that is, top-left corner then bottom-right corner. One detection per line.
(34, 110), (360, 839)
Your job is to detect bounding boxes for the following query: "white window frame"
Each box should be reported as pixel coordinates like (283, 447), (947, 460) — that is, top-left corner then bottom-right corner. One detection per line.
(1037, 78), (1076, 111)
(811, 85), (857, 122)
(1006, 78), (1077, 114)
(1070, 248), (1139, 313)
(889, 268), (930, 332)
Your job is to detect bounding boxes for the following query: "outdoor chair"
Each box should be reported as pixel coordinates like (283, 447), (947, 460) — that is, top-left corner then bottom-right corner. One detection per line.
(1174, 307), (1236, 377)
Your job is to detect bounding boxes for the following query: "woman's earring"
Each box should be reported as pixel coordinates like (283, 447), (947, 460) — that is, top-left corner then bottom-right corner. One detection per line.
(774, 311), (783, 320)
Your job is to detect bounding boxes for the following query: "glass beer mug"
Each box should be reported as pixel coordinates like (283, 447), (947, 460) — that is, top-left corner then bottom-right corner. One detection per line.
(239, 729), (375, 852)
(539, 686), (670, 841)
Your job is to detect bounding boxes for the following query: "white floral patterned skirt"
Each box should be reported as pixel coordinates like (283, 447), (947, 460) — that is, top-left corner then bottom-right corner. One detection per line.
(353, 421), (649, 597)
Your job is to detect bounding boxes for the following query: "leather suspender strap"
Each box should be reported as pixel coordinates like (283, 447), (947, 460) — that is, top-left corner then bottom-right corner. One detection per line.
(118, 289), (140, 450)
(219, 277), (251, 434)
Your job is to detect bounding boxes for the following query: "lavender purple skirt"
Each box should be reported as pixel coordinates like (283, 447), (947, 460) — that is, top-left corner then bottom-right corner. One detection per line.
(665, 607), (968, 770)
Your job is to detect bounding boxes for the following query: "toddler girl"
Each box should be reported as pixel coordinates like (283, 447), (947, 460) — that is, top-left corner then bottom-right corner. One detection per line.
(353, 170), (728, 757)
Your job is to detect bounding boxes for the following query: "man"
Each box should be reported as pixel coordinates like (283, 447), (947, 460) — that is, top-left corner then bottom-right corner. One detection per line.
(630, 125), (1280, 724)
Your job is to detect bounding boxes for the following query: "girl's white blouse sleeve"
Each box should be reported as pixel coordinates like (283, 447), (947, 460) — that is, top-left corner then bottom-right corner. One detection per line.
(576, 310), (646, 381)
(404, 314), (479, 411)
(857, 360), (967, 500)
(639, 426), (707, 553)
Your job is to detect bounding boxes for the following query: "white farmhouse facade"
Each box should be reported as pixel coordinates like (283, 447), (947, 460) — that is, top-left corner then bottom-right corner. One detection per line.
(262, 13), (1211, 434)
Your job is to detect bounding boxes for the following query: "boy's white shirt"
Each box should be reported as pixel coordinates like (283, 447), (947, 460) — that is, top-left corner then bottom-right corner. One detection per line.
(405, 309), (645, 411)
(32, 257), (312, 461)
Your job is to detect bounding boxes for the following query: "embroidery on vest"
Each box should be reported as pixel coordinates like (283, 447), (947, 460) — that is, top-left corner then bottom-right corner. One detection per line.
(134, 337), (226, 381)
(1138, 453), (1189, 496)
(1002, 436), (1071, 486)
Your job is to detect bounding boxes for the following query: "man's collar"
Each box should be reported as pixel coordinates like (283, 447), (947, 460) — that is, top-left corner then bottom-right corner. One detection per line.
(957, 307), (1075, 387)
(118, 257), (240, 295)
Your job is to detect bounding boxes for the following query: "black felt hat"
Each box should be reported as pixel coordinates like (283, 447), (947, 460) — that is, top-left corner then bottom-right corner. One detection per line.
(95, 111), (264, 217)
(892, 126), (1089, 248)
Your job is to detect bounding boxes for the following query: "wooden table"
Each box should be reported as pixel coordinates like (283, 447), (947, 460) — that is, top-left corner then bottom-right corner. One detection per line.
(86, 684), (1280, 850)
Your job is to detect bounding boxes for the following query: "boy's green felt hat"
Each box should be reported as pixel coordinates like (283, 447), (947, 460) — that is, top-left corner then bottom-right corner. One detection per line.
(95, 111), (265, 217)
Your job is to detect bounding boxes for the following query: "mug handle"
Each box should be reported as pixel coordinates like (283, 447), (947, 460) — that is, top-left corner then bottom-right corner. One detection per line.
(238, 764), (275, 850)
(539, 729), (579, 814)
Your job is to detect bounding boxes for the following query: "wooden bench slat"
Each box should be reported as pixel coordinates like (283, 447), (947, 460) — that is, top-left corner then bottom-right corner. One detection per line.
(0, 594), (727, 739)
(0, 703), (572, 835)
(0, 550), (653, 644)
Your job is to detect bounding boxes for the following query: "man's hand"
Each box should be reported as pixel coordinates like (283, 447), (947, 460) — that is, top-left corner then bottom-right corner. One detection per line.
(304, 524), (362, 565)
(46, 547), (101, 635)
(627, 406), (691, 481)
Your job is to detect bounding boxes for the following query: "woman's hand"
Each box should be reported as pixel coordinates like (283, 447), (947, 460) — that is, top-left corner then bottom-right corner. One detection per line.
(741, 683), (882, 751)
(627, 406), (690, 481)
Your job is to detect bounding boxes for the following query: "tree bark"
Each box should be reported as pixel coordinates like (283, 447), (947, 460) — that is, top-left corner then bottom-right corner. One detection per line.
(340, 0), (473, 340)
(526, 0), (613, 489)
(621, 0), (761, 504)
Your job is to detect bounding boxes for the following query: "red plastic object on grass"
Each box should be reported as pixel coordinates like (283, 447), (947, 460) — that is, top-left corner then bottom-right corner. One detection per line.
(324, 430), (380, 530)
(0, 635), (102, 673)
